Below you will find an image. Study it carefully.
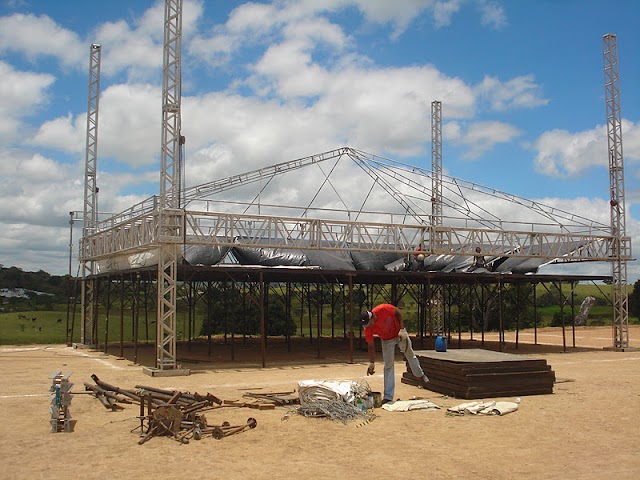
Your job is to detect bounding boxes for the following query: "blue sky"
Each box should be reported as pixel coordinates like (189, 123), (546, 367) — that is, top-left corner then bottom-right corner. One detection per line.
(0, 0), (638, 282)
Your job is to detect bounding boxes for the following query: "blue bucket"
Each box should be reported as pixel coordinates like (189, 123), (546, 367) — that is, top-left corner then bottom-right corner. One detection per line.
(435, 336), (447, 352)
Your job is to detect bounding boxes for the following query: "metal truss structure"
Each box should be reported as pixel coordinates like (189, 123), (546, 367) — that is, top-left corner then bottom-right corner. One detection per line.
(155, 0), (183, 370)
(82, 145), (629, 265)
(77, 1), (632, 366)
(80, 43), (101, 346)
(431, 101), (443, 234)
(603, 33), (629, 349)
(431, 101), (444, 333)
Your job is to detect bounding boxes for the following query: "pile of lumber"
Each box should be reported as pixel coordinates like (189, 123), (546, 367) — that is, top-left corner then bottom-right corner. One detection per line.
(402, 349), (555, 399)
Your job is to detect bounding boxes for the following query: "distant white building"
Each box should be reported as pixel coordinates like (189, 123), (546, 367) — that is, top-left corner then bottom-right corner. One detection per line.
(0, 288), (53, 298)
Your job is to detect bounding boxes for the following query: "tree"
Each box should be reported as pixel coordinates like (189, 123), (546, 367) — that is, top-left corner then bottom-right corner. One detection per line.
(629, 280), (640, 319)
(199, 287), (296, 337)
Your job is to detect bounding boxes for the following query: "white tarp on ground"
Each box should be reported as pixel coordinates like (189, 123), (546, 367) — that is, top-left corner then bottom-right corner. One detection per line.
(297, 380), (361, 405)
(381, 399), (441, 412)
(447, 400), (519, 416)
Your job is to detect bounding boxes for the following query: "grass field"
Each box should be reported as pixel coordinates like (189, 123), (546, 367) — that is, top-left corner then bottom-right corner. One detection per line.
(1, 283), (636, 345)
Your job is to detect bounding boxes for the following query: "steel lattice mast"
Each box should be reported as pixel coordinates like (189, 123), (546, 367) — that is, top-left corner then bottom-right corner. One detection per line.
(430, 101), (444, 334)
(80, 43), (101, 346)
(155, 0), (183, 370)
(431, 101), (443, 239)
(603, 33), (629, 349)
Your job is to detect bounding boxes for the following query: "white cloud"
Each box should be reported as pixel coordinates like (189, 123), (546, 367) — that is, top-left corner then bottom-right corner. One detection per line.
(177, 62), (477, 170)
(475, 74), (548, 112)
(0, 13), (84, 67)
(446, 120), (521, 159)
(0, 223), (73, 275)
(30, 113), (83, 153)
(534, 126), (605, 177)
(349, 0), (434, 38)
(0, 61), (55, 140)
(32, 83), (161, 167)
(476, 0), (507, 29)
(0, 2), (203, 81)
(433, 0), (462, 28)
(0, 149), (80, 227)
(533, 120), (640, 178)
(189, 0), (507, 68)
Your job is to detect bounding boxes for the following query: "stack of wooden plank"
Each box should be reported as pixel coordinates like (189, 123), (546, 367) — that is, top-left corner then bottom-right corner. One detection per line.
(401, 349), (555, 399)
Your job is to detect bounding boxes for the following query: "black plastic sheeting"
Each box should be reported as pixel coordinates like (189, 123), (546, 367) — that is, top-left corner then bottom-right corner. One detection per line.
(351, 250), (405, 271)
(231, 246), (354, 270)
(230, 238), (587, 274)
(407, 240), (586, 275)
(231, 244), (307, 267)
(98, 236), (587, 275)
(231, 238), (408, 271)
(182, 236), (232, 266)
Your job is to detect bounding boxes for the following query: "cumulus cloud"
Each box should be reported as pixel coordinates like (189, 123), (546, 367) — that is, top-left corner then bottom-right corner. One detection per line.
(433, 0), (462, 27)
(0, 61), (54, 140)
(189, 0), (507, 67)
(32, 83), (161, 167)
(0, 13), (84, 67)
(533, 126), (605, 177)
(533, 120), (639, 177)
(94, 0), (203, 80)
(475, 74), (549, 112)
(0, 148), (81, 227)
(476, 0), (507, 29)
(445, 120), (521, 159)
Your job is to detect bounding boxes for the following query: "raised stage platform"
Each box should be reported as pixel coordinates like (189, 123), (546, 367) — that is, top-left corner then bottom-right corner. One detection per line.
(402, 349), (555, 399)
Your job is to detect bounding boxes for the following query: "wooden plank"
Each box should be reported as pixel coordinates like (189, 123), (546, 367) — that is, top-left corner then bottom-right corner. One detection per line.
(413, 348), (536, 363)
(401, 375), (553, 399)
(418, 357), (547, 371)
(401, 348), (556, 399)
(415, 360), (550, 376)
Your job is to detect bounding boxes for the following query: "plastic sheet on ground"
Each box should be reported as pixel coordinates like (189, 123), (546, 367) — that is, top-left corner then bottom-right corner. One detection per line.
(297, 380), (362, 405)
(381, 399), (441, 412)
(447, 400), (519, 416)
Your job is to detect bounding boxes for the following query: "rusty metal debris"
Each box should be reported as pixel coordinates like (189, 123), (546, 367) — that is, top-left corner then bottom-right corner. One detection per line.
(84, 374), (262, 445)
(242, 391), (299, 406)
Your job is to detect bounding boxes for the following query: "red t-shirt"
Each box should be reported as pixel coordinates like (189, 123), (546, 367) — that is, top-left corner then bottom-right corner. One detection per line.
(364, 304), (400, 343)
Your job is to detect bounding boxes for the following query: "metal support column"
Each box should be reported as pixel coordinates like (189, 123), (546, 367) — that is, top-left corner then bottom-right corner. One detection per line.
(431, 100), (444, 334)
(603, 33), (630, 349)
(80, 44), (101, 347)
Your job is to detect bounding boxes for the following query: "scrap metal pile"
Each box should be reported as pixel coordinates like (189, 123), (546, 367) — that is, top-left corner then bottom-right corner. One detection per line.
(84, 374), (296, 444)
(284, 379), (377, 424)
(83, 374), (377, 444)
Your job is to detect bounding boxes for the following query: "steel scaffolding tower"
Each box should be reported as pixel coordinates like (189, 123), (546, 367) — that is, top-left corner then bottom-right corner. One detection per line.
(431, 101), (444, 333)
(431, 101), (443, 235)
(155, 0), (184, 370)
(603, 33), (630, 349)
(80, 43), (101, 346)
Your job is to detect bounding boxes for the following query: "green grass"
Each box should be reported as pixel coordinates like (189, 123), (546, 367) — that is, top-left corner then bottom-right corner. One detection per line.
(0, 310), (74, 345)
(2, 281), (636, 345)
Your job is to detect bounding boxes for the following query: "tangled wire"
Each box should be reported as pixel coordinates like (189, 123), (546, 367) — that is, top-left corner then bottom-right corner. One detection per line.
(284, 379), (376, 424)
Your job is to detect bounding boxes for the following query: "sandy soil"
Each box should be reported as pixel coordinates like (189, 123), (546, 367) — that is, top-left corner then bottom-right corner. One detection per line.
(1, 326), (639, 480)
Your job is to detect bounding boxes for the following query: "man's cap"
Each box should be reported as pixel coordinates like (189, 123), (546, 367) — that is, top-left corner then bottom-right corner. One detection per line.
(360, 310), (373, 325)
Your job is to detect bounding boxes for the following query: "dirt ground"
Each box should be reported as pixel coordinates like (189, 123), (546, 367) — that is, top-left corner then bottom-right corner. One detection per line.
(1, 326), (639, 480)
